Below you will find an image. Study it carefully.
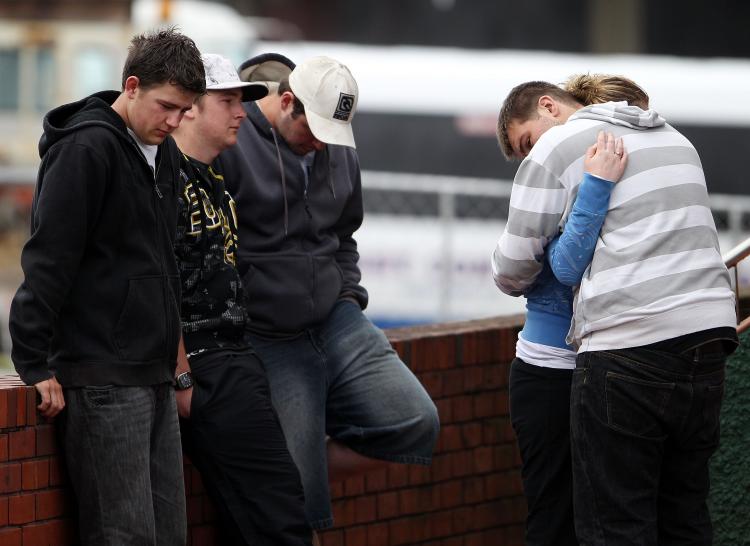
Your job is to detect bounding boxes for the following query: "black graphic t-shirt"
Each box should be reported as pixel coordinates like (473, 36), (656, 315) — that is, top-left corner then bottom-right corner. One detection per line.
(175, 155), (247, 353)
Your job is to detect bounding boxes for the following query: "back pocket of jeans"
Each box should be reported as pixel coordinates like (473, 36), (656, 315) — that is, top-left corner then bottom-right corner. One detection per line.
(605, 372), (675, 439)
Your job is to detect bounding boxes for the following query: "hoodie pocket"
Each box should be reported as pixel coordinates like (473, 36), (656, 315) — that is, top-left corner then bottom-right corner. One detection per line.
(114, 276), (170, 361)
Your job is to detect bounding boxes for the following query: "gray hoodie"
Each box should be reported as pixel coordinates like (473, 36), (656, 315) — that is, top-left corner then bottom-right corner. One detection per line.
(217, 102), (368, 335)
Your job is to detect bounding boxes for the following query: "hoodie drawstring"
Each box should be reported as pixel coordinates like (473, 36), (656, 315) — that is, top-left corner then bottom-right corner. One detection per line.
(269, 127), (289, 236)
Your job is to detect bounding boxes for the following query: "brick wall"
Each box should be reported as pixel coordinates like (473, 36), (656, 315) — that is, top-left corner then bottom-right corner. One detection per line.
(0, 315), (527, 546)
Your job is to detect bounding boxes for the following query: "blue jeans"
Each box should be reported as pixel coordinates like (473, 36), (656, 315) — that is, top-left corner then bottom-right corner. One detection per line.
(246, 300), (440, 529)
(570, 344), (727, 546)
(62, 384), (186, 546)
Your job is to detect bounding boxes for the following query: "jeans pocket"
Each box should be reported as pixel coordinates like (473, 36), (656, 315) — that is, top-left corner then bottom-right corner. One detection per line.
(82, 385), (115, 408)
(605, 372), (675, 439)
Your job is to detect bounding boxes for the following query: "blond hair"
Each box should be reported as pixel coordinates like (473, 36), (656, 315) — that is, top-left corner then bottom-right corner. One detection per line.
(563, 73), (649, 109)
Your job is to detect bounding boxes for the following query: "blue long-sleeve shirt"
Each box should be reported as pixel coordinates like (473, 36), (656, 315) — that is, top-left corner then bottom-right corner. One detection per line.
(520, 173), (615, 350)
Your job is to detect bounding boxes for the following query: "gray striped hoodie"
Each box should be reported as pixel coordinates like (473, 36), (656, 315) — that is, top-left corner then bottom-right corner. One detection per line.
(492, 101), (736, 352)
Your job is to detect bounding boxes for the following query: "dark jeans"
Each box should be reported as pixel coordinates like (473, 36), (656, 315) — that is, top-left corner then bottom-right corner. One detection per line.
(63, 384), (186, 546)
(570, 344), (727, 546)
(509, 358), (578, 546)
(180, 347), (311, 546)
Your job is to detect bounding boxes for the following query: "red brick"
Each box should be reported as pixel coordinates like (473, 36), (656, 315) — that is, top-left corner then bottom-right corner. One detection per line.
(376, 490), (399, 520)
(9, 492), (35, 524)
(35, 425), (56, 457)
(461, 422), (483, 449)
(433, 479), (463, 510)
(0, 526), (22, 546)
(449, 450), (473, 478)
(22, 459), (50, 490)
(343, 525), (368, 545)
(429, 453), (452, 482)
(427, 509), (454, 538)
(329, 480), (343, 499)
(434, 398), (453, 424)
(366, 521), (389, 546)
(451, 395), (474, 422)
(0, 496), (7, 526)
(416, 371), (442, 398)
(436, 424), (462, 453)
(354, 495), (377, 524)
(439, 537), (463, 546)
(451, 506), (473, 534)
(408, 464), (431, 486)
(35, 488), (67, 520)
(389, 517), (416, 545)
(462, 476), (486, 504)
(0, 389), (18, 428)
(364, 468), (388, 492)
(410, 336), (456, 372)
(331, 498), (356, 527)
(386, 463), (409, 488)
(191, 524), (218, 546)
(0, 462), (22, 493)
(319, 528), (343, 546)
(23, 519), (77, 546)
(9, 428), (35, 460)
(48, 457), (67, 486)
(494, 445), (518, 471)
(473, 446), (494, 474)
(473, 392), (499, 419)
(0, 434), (8, 462)
(343, 475), (365, 496)
(26, 387), (38, 427)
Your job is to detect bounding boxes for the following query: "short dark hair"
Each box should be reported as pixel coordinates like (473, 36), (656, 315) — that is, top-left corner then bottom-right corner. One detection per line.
(121, 27), (205, 94)
(277, 78), (306, 118)
(496, 81), (580, 159)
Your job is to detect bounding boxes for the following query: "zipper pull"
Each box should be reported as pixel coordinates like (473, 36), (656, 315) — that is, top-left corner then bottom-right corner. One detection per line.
(154, 182), (163, 199)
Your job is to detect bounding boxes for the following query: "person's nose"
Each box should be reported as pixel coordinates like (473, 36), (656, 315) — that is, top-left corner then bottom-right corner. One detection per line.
(165, 111), (183, 129)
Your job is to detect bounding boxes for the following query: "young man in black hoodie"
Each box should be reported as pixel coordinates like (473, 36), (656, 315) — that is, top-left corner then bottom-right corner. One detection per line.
(218, 54), (440, 532)
(171, 53), (312, 546)
(9, 29), (205, 545)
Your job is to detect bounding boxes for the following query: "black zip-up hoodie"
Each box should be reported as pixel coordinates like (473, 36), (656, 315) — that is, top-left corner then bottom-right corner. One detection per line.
(9, 91), (182, 387)
(217, 102), (368, 335)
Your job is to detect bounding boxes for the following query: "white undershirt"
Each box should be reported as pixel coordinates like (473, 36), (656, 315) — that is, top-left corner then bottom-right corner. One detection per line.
(127, 128), (158, 176)
(516, 335), (576, 370)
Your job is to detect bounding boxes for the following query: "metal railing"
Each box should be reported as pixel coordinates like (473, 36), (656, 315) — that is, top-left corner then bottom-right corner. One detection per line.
(723, 237), (750, 333)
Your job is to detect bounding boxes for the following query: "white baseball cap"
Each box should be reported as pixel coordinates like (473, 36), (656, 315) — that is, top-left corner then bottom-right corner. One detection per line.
(288, 56), (358, 149)
(202, 53), (268, 102)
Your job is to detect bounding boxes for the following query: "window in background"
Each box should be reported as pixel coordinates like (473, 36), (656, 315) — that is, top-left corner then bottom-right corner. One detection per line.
(34, 47), (55, 112)
(0, 49), (20, 110)
(73, 47), (115, 99)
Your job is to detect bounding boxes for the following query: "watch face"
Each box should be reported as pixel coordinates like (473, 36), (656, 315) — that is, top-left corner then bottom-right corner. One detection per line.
(176, 372), (193, 390)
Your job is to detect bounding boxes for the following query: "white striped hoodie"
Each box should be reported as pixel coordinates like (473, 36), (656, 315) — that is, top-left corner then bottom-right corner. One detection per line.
(492, 102), (736, 352)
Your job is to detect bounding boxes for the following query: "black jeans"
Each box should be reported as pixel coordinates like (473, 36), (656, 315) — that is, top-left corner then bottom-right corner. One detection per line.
(570, 344), (727, 546)
(181, 347), (312, 546)
(509, 358), (578, 546)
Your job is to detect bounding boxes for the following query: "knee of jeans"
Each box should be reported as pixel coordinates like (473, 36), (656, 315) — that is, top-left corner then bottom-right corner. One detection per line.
(410, 398), (441, 450)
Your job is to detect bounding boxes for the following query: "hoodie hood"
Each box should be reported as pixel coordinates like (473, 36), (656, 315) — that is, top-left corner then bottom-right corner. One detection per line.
(568, 100), (666, 130)
(40, 90), (128, 157)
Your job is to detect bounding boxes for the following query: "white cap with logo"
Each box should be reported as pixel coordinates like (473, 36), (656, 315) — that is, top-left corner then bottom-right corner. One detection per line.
(288, 56), (358, 149)
(202, 54), (268, 102)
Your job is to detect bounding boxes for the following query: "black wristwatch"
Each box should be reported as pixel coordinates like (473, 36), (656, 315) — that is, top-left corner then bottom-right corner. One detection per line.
(175, 371), (194, 390)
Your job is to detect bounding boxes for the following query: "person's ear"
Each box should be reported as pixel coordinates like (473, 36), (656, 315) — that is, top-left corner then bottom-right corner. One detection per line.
(123, 76), (140, 98)
(280, 91), (295, 112)
(537, 95), (560, 117)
